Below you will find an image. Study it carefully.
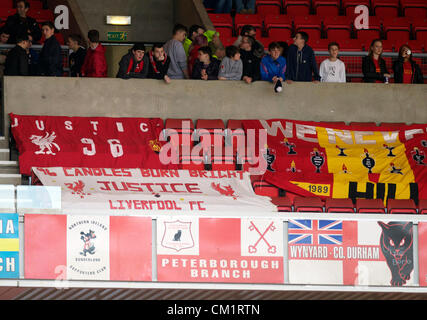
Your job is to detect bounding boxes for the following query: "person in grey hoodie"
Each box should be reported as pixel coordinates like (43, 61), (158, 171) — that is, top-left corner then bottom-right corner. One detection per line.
(164, 24), (189, 79)
(218, 45), (243, 80)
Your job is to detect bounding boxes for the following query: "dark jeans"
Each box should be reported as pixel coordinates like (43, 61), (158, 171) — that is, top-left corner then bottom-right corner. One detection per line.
(235, 0), (256, 12)
(215, 0), (232, 13)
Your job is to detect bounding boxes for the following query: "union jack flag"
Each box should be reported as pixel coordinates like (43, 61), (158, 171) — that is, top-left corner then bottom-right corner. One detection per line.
(288, 219), (343, 245)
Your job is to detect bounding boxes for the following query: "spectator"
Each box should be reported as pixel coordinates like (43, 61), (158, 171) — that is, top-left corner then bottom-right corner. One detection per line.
(4, 33), (30, 76)
(393, 44), (423, 84)
(81, 29), (107, 78)
(285, 32), (320, 83)
(147, 43), (171, 83)
(239, 35), (260, 83)
(236, 0), (256, 14)
(218, 45), (243, 80)
(0, 28), (10, 44)
(38, 21), (62, 76)
(191, 46), (220, 80)
(205, 30), (225, 60)
(184, 24), (205, 57)
(215, 0), (232, 13)
(5, 0), (41, 44)
(260, 42), (286, 92)
(362, 39), (390, 83)
(277, 41), (288, 59)
(188, 34), (208, 76)
(233, 25), (264, 59)
(0, 28), (11, 78)
(67, 34), (86, 77)
(319, 42), (346, 83)
(116, 43), (149, 79)
(27, 32), (39, 76)
(164, 24), (189, 79)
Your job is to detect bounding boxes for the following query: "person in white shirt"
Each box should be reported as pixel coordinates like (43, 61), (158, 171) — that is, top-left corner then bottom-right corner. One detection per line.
(319, 42), (346, 83)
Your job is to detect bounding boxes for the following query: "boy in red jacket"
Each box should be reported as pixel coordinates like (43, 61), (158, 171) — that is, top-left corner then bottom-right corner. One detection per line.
(81, 29), (107, 77)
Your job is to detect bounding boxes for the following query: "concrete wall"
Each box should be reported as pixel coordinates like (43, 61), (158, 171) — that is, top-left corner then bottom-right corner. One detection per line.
(3, 76), (427, 139)
(74, 0), (174, 43)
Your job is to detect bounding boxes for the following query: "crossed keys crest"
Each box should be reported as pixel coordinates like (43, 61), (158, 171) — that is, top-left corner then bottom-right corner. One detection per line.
(248, 221), (277, 254)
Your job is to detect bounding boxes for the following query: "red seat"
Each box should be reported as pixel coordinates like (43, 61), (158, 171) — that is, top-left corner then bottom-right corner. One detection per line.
(324, 16), (353, 41)
(252, 180), (280, 197)
(256, 0), (282, 16)
(349, 122), (377, 127)
(55, 32), (64, 45)
(418, 199), (427, 214)
(0, 7), (13, 19)
(413, 17), (427, 41)
(356, 199), (386, 213)
(372, 0), (399, 18)
(326, 198), (355, 213)
(265, 14), (293, 41)
(235, 14), (263, 39)
(294, 197), (324, 212)
(356, 17), (381, 42)
(387, 199), (417, 214)
(164, 119), (194, 147)
(28, 1), (43, 10)
(220, 36), (237, 47)
(381, 39), (396, 52)
(208, 13), (234, 39)
(313, 0), (340, 16)
(0, 0), (13, 8)
(284, 0), (311, 16)
(30, 9), (54, 22)
(379, 122), (406, 130)
(342, 0), (370, 17)
(400, 40), (424, 53)
(401, 0), (427, 19)
(339, 39), (363, 51)
(196, 119), (225, 148)
(381, 17), (411, 42)
(271, 197), (293, 212)
(294, 15), (322, 42)
(311, 39), (331, 51)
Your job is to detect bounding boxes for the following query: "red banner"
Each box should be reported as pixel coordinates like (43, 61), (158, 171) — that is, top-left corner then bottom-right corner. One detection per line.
(10, 113), (172, 175)
(24, 214), (152, 281)
(157, 217), (284, 283)
(242, 119), (427, 202)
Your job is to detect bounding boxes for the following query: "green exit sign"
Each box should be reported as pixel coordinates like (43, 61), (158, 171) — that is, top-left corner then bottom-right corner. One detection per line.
(107, 31), (128, 41)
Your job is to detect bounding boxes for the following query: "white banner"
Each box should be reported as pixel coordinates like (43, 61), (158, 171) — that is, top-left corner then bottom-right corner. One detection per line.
(32, 168), (277, 215)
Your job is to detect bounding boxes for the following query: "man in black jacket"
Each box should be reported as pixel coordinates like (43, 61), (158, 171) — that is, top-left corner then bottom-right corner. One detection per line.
(4, 33), (30, 76)
(5, 0), (41, 44)
(285, 32), (320, 83)
(191, 46), (220, 80)
(67, 34), (86, 77)
(39, 21), (63, 76)
(116, 43), (149, 79)
(147, 43), (171, 83)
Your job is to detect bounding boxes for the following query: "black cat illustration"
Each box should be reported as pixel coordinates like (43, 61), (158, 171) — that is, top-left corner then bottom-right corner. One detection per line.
(173, 230), (182, 241)
(378, 222), (413, 287)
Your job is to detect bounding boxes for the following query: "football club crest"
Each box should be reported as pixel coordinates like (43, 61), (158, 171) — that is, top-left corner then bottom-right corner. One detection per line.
(310, 148), (325, 173)
(411, 147), (425, 165)
(211, 183), (237, 200)
(362, 148), (376, 173)
(161, 220), (195, 252)
(80, 230), (96, 256)
(65, 180), (91, 198)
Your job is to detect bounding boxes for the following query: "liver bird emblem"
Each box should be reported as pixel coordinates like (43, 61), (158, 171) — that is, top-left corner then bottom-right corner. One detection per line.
(211, 183), (237, 200)
(30, 132), (61, 155)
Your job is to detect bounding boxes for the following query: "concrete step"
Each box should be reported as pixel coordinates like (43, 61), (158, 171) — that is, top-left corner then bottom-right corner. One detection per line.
(0, 173), (21, 185)
(0, 137), (8, 149)
(0, 161), (19, 174)
(0, 149), (10, 161)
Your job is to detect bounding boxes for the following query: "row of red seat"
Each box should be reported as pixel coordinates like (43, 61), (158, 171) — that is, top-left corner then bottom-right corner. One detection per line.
(209, 13), (427, 45)
(206, 0), (427, 19)
(0, 0), (43, 9)
(269, 196), (426, 214)
(0, 8), (53, 22)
